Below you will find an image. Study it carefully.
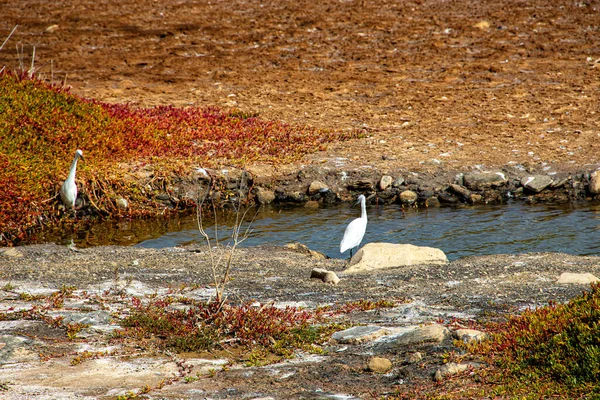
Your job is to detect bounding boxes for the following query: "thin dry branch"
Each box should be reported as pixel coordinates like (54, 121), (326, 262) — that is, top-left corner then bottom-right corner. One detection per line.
(0, 25), (18, 53)
(196, 169), (258, 303)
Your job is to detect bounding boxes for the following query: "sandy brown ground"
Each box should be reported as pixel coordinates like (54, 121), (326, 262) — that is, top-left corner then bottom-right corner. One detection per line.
(2, 0), (599, 176)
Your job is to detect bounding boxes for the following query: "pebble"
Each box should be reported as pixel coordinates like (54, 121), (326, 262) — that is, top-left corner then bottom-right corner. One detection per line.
(308, 180), (328, 195)
(589, 171), (600, 194)
(392, 177), (405, 187)
(115, 197), (129, 210)
(433, 362), (470, 381)
(399, 190), (418, 205)
(310, 268), (340, 285)
(255, 187), (276, 205)
(379, 175), (393, 191)
(463, 171), (507, 190)
(367, 357), (392, 373)
(454, 328), (488, 343)
(520, 175), (553, 193)
(469, 193), (483, 204)
(447, 184), (471, 201)
(407, 352), (423, 364)
(425, 197), (440, 207)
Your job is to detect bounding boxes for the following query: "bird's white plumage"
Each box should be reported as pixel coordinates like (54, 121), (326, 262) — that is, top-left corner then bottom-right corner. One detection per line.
(340, 194), (367, 255)
(60, 149), (84, 210)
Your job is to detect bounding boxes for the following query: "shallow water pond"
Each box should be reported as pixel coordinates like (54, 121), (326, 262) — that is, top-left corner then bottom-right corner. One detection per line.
(58, 202), (599, 261)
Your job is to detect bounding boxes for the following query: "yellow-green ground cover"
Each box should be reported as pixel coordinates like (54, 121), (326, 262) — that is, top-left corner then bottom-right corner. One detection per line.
(391, 284), (600, 399)
(0, 72), (356, 245)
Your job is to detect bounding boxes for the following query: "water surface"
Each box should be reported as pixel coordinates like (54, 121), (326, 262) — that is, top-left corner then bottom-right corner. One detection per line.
(62, 202), (600, 261)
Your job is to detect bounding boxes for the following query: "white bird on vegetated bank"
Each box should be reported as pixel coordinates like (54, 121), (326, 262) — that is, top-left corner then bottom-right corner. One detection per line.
(59, 149), (84, 212)
(340, 194), (367, 259)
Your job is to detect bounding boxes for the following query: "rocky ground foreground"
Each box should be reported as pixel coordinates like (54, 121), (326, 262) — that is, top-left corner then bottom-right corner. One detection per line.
(2, 0), (600, 398)
(1, 243), (599, 398)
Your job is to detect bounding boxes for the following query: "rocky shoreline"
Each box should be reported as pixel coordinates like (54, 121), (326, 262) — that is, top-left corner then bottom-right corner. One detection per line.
(1, 243), (599, 398)
(150, 164), (600, 215)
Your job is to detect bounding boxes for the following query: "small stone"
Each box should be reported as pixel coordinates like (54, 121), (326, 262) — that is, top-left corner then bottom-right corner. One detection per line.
(468, 194), (483, 204)
(1, 248), (23, 258)
(367, 357), (392, 373)
(447, 184), (471, 201)
(115, 197), (129, 210)
(433, 362), (470, 382)
(322, 271), (340, 284)
(589, 171), (600, 194)
(399, 190), (418, 205)
(521, 175), (553, 193)
(331, 325), (392, 344)
(437, 193), (459, 204)
(557, 272), (599, 284)
(425, 197), (440, 208)
(408, 352), (423, 364)
(44, 24), (59, 33)
(308, 180), (328, 195)
(347, 179), (374, 191)
(392, 177), (405, 188)
(550, 178), (569, 189)
(473, 20), (490, 29)
(286, 243), (327, 260)
(454, 329), (488, 343)
(255, 187), (275, 205)
(310, 268), (340, 284)
(379, 175), (393, 191)
(394, 323), (450, 347)
(463, 171), (508, 190)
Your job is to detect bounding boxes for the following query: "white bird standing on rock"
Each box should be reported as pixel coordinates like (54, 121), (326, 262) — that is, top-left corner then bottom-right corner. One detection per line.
(340, 194), (367, 259)
(60, 149), (84, 212)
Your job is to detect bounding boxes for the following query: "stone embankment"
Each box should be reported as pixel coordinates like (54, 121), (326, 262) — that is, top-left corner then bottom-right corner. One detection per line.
(1, 243), (599, 398)
(157, 165), (600, 213)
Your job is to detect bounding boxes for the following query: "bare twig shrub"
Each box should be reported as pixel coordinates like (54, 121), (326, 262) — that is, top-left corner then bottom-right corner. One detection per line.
(196, 170), (257, 303)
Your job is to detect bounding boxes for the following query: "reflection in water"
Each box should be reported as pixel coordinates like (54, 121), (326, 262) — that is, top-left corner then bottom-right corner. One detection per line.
(53, 202), (599, 261)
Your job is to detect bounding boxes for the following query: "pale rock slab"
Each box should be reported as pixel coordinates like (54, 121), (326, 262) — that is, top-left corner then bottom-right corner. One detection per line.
(0, 248), (23, 258)
(331, 325), (392, 344)
(393, 323), (450, 347)
(521, 175), (553, 193)
(556, 272), (599, 284)
(463, 171), (507, 190)
(343, 243), (448, 274)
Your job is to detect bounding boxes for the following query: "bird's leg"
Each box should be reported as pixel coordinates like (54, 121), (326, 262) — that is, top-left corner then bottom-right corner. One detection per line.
(348, 248), (353, 260)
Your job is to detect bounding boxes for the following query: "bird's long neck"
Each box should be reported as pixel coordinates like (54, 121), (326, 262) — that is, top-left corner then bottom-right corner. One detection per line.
(67, 155), (79, 182)
(361, 199), (367, 220)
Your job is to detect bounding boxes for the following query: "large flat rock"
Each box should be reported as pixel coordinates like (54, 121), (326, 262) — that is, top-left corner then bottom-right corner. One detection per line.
(343, 243), (448, 274)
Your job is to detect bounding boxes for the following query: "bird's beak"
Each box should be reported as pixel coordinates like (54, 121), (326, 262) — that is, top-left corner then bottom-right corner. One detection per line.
(80, 155), (85, 161)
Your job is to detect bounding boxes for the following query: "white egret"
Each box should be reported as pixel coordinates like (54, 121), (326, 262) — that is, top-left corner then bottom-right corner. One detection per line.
(340, 194), (367, 258)
(59, 149), (84, 212)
